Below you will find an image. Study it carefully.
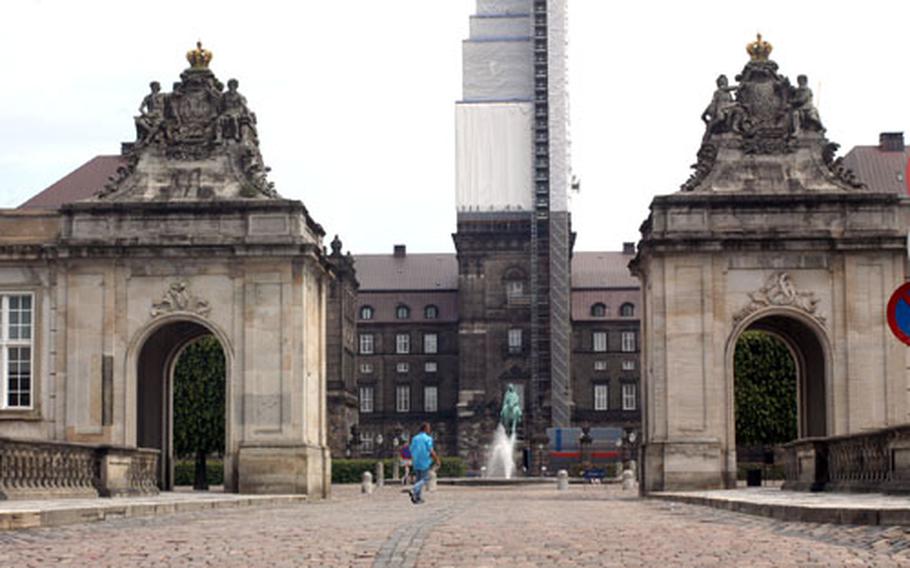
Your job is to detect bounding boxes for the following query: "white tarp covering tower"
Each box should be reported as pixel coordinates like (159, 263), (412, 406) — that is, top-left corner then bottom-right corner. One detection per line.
(454, 0), (573, 452)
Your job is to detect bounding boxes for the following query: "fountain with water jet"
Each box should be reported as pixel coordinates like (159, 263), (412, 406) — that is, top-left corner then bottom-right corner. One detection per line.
(484, 383), (522, 479)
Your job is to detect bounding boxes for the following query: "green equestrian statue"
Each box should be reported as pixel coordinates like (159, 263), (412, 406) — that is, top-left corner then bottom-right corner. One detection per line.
(500, 383), (523, 436)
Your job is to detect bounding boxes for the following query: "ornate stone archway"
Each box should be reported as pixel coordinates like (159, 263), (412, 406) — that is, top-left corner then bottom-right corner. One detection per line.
(0, 44), (332, 497)
(632, 37), (909, 492)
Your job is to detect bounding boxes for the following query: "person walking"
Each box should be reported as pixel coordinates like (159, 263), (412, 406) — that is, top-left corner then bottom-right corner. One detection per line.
(408, 422), (440, 504)
(399, 442), (412, 486)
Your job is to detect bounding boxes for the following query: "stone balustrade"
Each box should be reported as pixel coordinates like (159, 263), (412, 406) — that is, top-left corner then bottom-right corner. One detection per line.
(782, 424), (910, 493)
(0, 437), (160, 500)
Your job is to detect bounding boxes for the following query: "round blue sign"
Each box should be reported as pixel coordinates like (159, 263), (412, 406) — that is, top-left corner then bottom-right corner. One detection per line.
(887, 282), (910, 345)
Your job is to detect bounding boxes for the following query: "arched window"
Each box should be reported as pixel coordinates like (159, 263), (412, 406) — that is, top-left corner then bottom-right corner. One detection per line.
(502, 267), (527, 304)
(359, 306), (374, 320)
(424, 305), (439, 319)
(620, 303), (635, 317)
(396, 305), (411, 320)
(591, 303), (607, 318)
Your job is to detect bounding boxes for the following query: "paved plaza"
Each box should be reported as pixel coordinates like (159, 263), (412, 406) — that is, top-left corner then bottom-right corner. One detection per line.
(2, 485), (910, 567)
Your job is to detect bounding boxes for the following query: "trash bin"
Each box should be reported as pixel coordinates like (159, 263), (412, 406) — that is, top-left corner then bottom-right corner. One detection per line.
(746, 468), (762, 487)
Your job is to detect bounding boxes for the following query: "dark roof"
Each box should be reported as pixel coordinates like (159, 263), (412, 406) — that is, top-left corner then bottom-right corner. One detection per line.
(354, 254), (459, 290)
(19, 155), (124, 209)
(571, 289), (641, 322)
(571, 251), (638, 288)
(357, 291), (458, 323)
(842, 146), (909, 196)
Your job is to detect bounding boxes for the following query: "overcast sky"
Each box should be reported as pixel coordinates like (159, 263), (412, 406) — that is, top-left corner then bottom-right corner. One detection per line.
(1, 1), (907, 253)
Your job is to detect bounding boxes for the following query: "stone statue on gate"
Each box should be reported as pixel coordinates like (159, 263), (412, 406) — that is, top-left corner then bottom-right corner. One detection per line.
(500, 383), (522, 436)
(135, 81), (167, 145)
(789, 74), (823, 133)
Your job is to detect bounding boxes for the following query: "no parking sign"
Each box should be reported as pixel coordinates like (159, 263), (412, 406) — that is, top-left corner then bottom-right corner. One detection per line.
(887, 282), (910, 345)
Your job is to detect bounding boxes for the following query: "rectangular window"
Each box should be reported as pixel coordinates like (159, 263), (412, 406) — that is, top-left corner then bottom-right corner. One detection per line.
(359, 333), (374, 355)
(396, 385), (410, 412)
(593, 360), (607, 371)
(621, 332), (636, 353)
(359, 386), (374, 413)
(360, 362), (373, 374)
(2, 294), (34, 409)
(424, 361), (437, 373)
(396, 362), (409, 374)
(622, 383), (637, 411)
(508, 328), (522, 354)
(506, 281), (524, 302)
(592, 331), (607, 352)
(622, 359), (635, 371)
(360, 434), (374, 453)
(594, 384), (608, 411)
(396, 333), (410, 354)
(424, 333), (438, 354)
(424, 386), (438, 413)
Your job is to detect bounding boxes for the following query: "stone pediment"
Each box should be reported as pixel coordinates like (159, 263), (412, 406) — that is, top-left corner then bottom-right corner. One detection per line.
(681, 35), (864, 194)
(94, 42), (279, 202)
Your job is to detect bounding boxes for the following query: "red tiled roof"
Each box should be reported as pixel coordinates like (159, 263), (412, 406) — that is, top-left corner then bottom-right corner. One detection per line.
(18, 155), (124, 209)
(842, 146), (910, 196)
(357, 291), (458, 323)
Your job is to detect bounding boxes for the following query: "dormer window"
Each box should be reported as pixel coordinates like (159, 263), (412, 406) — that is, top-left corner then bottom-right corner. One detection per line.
(359, 306), (374, 320)
(591, 303), (607, 318)
(396, 305), (410, 320)
(424, 305), (439, 320)
(620, 303), (635, 317)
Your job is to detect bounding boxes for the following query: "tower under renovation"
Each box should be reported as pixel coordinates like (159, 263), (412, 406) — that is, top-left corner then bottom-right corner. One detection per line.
(453, 0), (573, 463)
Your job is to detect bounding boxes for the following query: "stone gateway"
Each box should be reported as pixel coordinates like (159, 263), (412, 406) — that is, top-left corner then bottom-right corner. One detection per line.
(633, 36), (910, 492)
(0, 44), (332, 497)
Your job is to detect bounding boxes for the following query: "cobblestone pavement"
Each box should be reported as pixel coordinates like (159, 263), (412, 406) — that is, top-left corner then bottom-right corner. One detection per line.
(2, 484), (909, 567)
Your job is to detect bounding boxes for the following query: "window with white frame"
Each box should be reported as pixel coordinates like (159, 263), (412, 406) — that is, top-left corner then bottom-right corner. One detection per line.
(2, 294), (33, 409)
(396, 305), (410, 320)
(622, 383), (637, 410)
(396, 385), (410, 412)
(424, 361), (437, 373)
(396, 362), (409, 374)
(360, 362), (373, 374)
(360, 434), (375, 452)
(359, 333), (374, 354)
(359, 306), (374, 320)
(424, 386), (438, 412)
(620, 303), (635, 317)
(359, 386), (374, 413)
(508, 328), (522, 354)
(622, 359), (635, 371)
(505, 280), (524, 302)
(592, 331), (607, 352)
(396, 333), (410, 354)
(594, 360), (607, 371)
(424, 333), (438, 354)
(621, 331), (636, 352)
(590, 303), (607, 318)
(594, 384), (608, 411)
(424, 305), (439, 320)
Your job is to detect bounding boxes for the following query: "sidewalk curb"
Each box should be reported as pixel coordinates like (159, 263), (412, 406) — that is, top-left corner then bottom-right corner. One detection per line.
(650, 493), (910, 526)
(0, 495), (307, 531)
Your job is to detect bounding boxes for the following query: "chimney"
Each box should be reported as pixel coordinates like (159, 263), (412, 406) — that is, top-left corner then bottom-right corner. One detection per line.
(879, 132), (905, 152)
(622, 242), (635, 255)
(393, 244), (406, 258)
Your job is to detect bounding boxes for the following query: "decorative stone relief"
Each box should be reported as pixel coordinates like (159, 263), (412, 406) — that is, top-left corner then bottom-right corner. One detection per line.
(732, 271), (824, 326)
(150, 281), (211, 318)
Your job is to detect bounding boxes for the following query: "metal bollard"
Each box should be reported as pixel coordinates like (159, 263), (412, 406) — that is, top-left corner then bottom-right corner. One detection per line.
(557, 469), (569, 491)
(362, 471), (374, 494)
(375, 461), (385, 488)
(428, 469), (438, 492)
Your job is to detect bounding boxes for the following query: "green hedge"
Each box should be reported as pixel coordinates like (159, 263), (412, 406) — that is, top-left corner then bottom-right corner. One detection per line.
(331, 457), (466, 484)
(174, 459), (224, 486)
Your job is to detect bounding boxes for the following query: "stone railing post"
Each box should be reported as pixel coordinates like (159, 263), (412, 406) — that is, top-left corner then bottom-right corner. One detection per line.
(362, 471), (373, 494)
(557, 469), (569, 491)
(375, 461), (384, 488)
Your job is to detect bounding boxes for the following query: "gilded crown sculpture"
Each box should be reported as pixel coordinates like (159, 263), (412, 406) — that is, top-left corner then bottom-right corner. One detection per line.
(186, 41), (213, 69)
(746, 33), (773, 62)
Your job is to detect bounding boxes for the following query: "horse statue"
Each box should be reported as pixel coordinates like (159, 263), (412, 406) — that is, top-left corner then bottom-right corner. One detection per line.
(500, 383), (523, 436)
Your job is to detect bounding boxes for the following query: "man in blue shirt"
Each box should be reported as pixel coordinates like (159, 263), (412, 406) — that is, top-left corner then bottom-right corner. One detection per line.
(408, 422), (440, 504)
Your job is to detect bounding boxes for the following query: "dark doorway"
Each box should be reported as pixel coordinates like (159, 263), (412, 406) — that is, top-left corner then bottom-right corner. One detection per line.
(136, 320), (226, 490)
